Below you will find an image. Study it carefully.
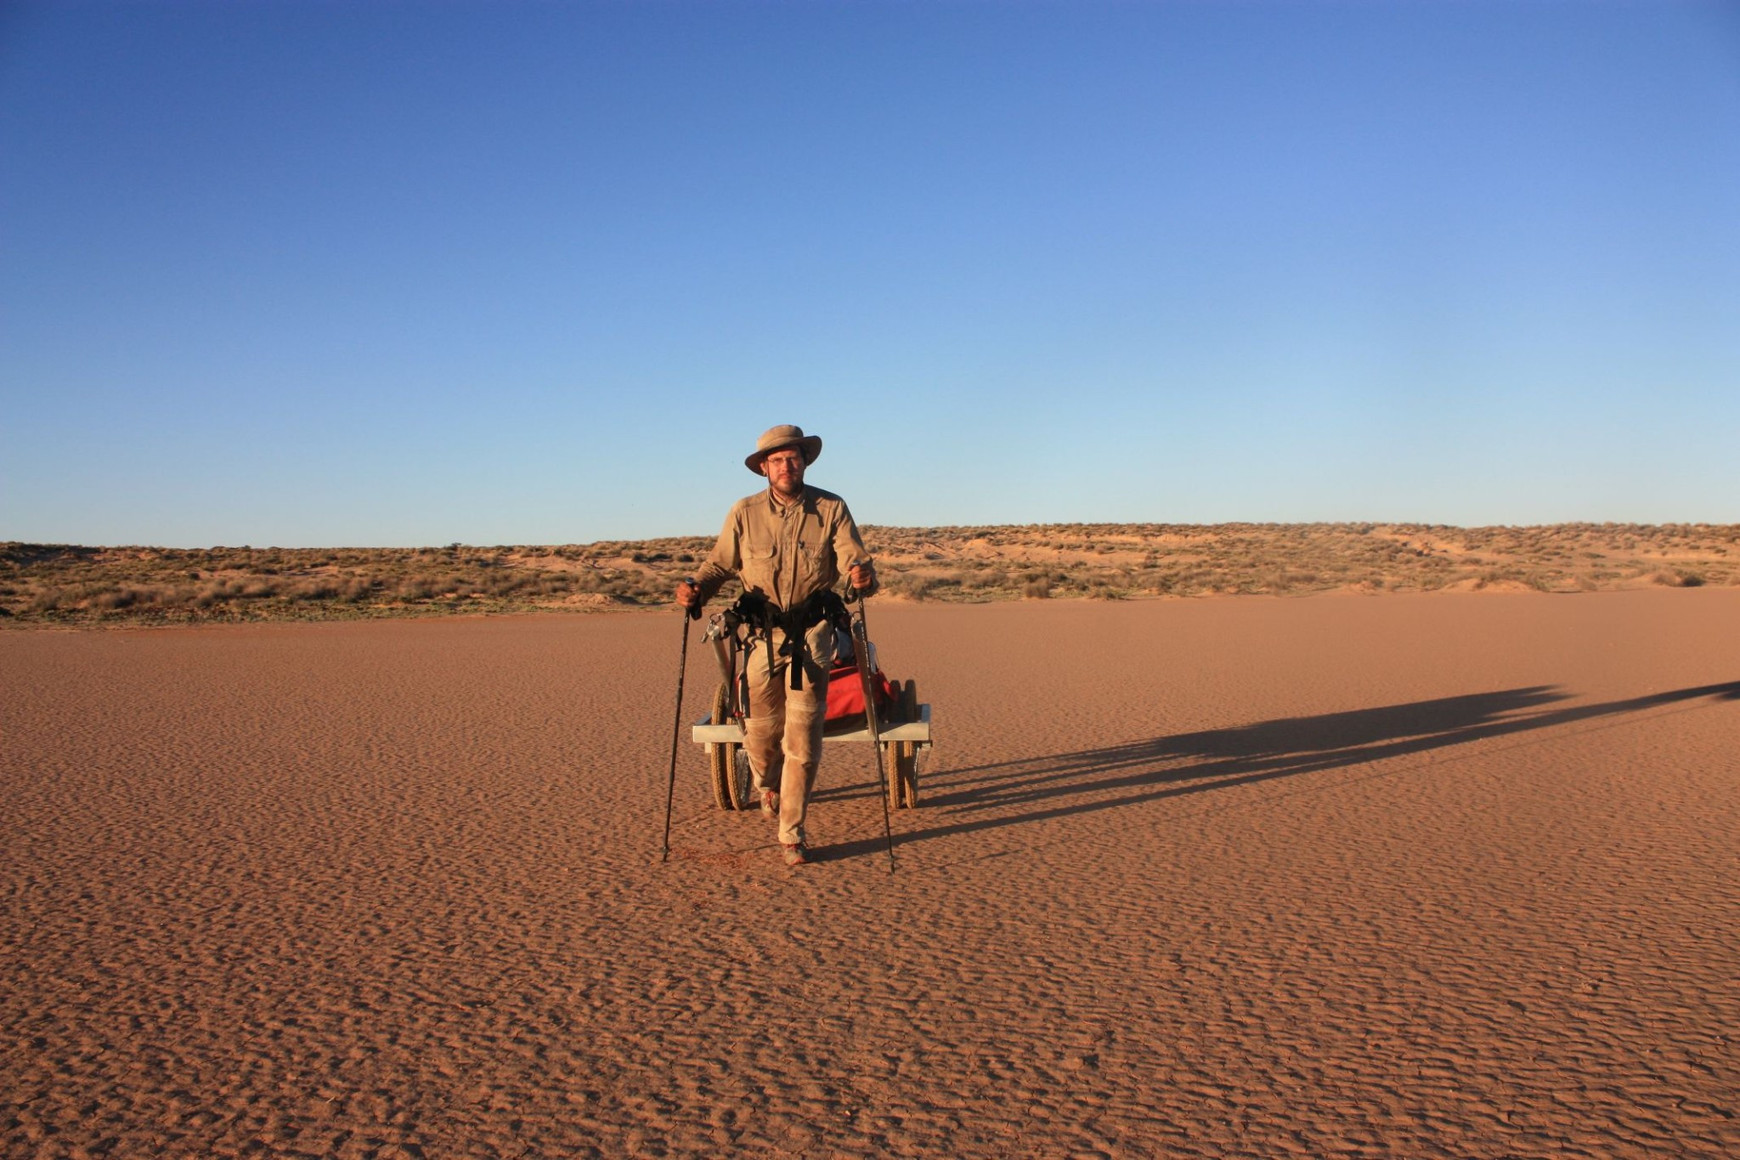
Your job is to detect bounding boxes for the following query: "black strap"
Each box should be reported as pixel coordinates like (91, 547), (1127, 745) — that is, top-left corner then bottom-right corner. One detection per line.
(728, 589), (848, 691)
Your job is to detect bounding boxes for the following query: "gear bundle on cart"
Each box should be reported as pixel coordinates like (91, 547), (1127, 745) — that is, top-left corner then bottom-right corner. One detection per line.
(690, 592), (933, 813)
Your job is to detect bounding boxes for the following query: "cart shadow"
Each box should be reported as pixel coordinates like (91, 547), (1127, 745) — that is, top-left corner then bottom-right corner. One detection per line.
(820, 679), (1740, 861)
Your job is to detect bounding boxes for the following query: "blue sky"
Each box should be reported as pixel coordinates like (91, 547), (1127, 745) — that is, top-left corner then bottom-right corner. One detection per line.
(3, 0), (1737, 547)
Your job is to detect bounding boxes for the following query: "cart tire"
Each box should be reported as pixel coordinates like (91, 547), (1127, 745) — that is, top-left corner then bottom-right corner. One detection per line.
(891, 741), (908, 809)
(878, 681), (903, 811)
(896, 741), (920, 809)
(879, 740), (901, 812)
(897, 678), (920, 808)
(708, 744), (731, 811)
(709, 682), (735, 810)
(725, 744), (754, 812)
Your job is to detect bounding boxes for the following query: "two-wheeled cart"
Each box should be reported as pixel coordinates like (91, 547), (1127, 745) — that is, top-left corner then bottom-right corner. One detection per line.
(689, 601), (932, 811)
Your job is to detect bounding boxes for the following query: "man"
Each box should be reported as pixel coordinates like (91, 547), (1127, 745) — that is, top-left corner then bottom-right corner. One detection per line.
(676, 424), (877, 867)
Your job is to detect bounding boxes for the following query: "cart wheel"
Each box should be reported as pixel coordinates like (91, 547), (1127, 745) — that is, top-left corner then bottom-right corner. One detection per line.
(708, 682), (735, 811)
(881, 741), (903, 812)
(896, 741), (920, 809)
(897, 678), (920, 808)
(725, 744), (754, 812)
(876, 682), (902, 811)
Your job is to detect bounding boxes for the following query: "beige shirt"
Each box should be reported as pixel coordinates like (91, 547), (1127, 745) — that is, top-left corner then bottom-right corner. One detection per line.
(694, 485), (873, 611)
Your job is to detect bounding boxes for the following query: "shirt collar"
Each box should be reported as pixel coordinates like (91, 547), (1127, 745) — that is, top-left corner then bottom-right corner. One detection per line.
(766, 484), (809, 514)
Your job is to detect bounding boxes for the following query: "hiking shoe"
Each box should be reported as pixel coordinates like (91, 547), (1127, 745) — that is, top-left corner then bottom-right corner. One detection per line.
(782, 843), (808, 867)
(761, 790), (779, 818)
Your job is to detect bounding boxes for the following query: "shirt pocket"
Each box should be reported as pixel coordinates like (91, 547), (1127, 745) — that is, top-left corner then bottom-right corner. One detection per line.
(794, 540), (830, 589)
(741, 542), (777, 590)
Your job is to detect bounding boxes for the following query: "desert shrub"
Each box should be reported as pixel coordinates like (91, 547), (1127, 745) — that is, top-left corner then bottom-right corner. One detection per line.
(399, 578), (436, 601)
(591, 576), (637, 598)
(154, 585), (198, 608)
(895, 576), (936, 601)
(1652, 570), (1704, 588)
(93, 588), (137, 611)
(1023, 579), (1052, 599)
(287, 580), (339, 602)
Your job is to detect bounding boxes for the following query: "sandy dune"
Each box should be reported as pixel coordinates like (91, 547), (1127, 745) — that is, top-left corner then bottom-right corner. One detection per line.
(3, 590), (1737, 1158)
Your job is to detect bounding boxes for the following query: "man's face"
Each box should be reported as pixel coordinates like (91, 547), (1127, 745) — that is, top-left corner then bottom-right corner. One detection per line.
(763, 448), (806, 496)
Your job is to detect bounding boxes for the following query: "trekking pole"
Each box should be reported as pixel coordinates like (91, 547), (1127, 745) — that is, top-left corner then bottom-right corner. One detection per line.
(662, 601), (701, 863)
(847, 586), (897, 874)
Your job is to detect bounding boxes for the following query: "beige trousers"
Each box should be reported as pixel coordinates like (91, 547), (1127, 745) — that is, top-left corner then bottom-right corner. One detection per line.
(743, 620), (836, 847)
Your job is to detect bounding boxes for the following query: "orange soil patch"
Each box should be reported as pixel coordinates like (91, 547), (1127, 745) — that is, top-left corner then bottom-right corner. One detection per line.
(3, 589), (1737, 1156)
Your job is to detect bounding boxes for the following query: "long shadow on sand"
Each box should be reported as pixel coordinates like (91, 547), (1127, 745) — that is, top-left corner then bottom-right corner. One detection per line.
(821, 679), (1740, 862)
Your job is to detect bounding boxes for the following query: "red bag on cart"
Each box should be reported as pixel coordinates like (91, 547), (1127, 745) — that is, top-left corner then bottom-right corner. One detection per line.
(825, 661), (895, 724)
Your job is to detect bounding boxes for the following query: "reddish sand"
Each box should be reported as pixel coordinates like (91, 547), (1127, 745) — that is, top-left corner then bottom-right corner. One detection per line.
(3, 590), (1738, 1158)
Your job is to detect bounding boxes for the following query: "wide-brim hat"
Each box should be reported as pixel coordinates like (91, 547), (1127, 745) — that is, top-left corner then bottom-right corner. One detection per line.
(745, 424), (823, 475)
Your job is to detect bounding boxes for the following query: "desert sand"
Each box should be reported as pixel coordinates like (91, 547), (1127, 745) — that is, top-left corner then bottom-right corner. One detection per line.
(3, 589), (1737, 1158)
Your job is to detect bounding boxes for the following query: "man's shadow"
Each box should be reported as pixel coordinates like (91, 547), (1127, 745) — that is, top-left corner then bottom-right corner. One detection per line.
(818, 680), (1740, 860)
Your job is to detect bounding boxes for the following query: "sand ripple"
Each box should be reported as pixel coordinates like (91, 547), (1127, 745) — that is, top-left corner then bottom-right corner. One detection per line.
(4, 592), (1738, 1156)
